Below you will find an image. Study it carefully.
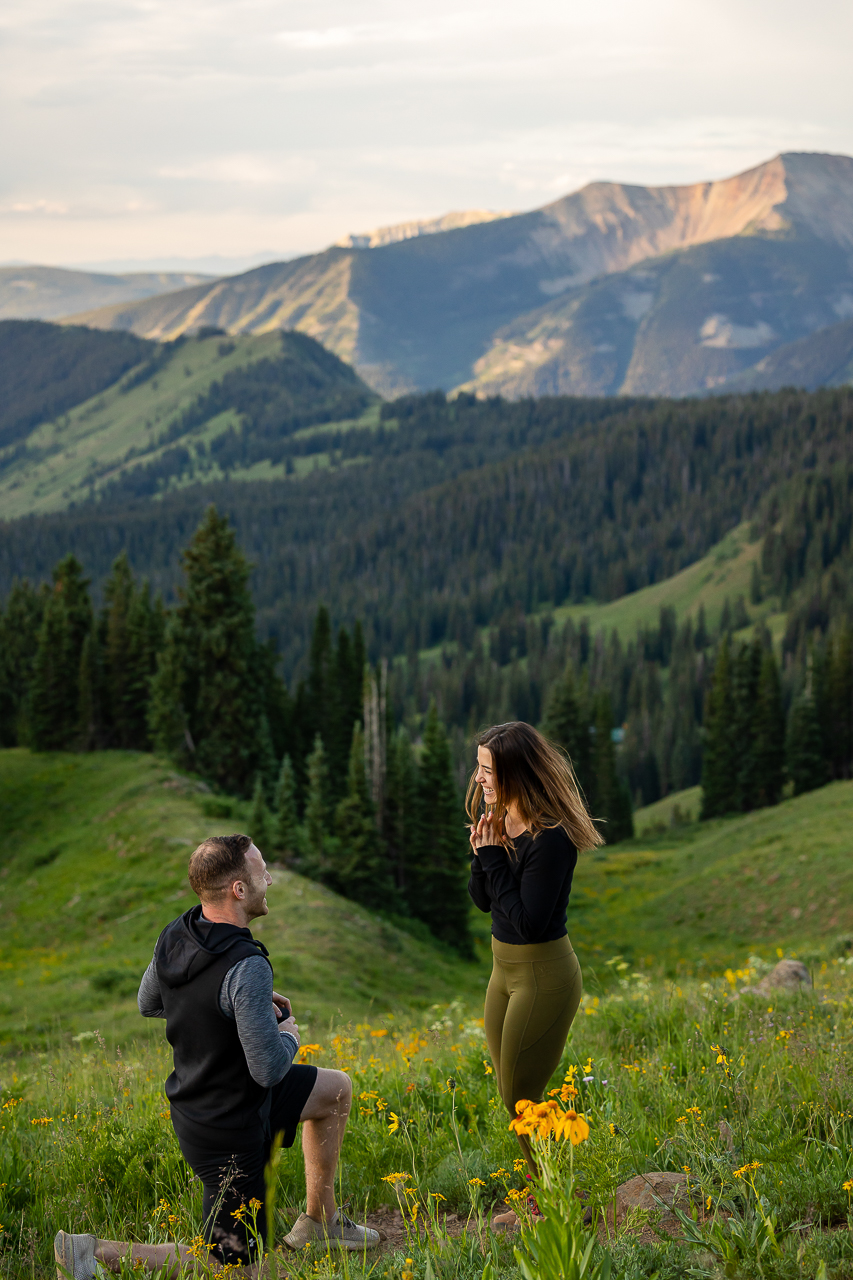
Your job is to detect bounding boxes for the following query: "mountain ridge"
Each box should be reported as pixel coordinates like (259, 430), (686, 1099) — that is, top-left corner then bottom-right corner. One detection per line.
(61, 151), (853, 397)
(0, 265), (215, 322)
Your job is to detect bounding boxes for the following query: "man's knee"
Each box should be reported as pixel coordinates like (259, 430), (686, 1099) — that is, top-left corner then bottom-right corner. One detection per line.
(303, 1068), (351, 1120)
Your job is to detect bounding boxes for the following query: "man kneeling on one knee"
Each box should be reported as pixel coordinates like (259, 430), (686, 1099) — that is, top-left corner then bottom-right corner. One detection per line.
(55, 833), (378, 1278)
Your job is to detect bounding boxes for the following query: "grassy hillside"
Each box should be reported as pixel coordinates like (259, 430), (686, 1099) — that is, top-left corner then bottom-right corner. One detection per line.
(550, 522), (784, 640)
(0, 328), (375, 518)
(0, 749), (486, 1051)
(0, 320), (154, 451)
(3, 746), (850, 1059)
(571, 779), (853, 973)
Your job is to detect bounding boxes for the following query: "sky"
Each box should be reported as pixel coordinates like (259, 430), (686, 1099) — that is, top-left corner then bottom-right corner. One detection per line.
(1, 0), (852, 272)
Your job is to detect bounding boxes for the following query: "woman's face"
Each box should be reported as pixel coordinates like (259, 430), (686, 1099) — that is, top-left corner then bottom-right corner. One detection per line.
(475, 746), (497, 805)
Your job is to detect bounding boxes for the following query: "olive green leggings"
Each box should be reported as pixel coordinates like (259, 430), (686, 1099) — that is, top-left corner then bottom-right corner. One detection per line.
(484, 934), (583, 1172)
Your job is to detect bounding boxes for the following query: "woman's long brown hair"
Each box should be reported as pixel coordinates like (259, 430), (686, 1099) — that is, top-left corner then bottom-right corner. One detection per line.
(465, 721), (604, 851)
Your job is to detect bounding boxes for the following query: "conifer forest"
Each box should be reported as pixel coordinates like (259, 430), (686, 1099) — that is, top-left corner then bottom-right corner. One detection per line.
(3, 380), (853, 944)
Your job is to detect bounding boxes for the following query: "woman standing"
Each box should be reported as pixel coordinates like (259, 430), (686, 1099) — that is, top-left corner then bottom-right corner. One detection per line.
(467, 721), (603, 1185)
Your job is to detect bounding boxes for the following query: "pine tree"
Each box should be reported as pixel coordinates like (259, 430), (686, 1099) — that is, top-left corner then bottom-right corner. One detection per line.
(827, 628), (853, 778)
(249, 775), (273, 854)
(0, 579), (45, 746)
(103, 551), (136, 746)
(78, 629), (102, 750)
(384, 727), (418, 901)
(148, 506), (268, 794)
(124, 582), (162, 749)
(732, 639), (762, 811)
(787, 692), (827, 796)
(272, 755), (300, 858)
(28, 556), (93, 752)
(333, 724), (397, 908)
(543, 663), (591, 794)
(308, 606), (334, 750)
(302, 733), (330, 879)
(411, 702), (472, 955)
(701, 636), (738, 818)
(149, 614), (193, 765)
(752, 648), (785, 808)
(590, 691), (633, 843)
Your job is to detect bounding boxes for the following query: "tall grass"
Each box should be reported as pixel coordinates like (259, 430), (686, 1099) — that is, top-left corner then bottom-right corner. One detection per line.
(3, 952), (852, 1279)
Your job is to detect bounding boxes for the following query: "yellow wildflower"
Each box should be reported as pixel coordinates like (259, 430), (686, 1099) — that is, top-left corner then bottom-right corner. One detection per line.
(387, 1112), (400, 1134)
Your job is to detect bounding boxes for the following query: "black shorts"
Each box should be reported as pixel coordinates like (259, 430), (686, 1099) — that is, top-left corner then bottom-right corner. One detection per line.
(172, 1064), (318, 1265)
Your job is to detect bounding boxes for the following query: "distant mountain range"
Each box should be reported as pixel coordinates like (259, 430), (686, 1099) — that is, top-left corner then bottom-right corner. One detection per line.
(7, 152), (853, 399)
(0, 265), (215, 322)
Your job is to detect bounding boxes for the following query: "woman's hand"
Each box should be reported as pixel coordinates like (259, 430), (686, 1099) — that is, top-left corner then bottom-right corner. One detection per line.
(469, 812), (501, 853)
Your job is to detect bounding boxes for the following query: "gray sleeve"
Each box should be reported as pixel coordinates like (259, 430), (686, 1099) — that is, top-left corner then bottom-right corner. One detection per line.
(137, 956), (166, 1018)
(220, 955), (299, 1088)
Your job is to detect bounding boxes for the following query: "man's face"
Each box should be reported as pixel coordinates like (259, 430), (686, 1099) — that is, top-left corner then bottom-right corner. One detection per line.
(241, 844), (272, 920)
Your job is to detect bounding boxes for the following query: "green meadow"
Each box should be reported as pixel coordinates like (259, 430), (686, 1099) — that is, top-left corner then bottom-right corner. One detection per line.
(1, 749), (852, 1278)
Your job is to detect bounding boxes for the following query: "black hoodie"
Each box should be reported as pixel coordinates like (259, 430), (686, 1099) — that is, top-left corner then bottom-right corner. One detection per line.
(155, 905), (274, 1134)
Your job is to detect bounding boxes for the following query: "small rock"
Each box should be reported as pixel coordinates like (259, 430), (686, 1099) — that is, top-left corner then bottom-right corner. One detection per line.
(755, 959), (812, 993)
(605, 1171), (698, 1238)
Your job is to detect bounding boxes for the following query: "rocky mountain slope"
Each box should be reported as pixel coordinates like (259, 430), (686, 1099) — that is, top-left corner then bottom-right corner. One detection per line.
(65, 152), (853, 397)
(0, 264), (214, 321)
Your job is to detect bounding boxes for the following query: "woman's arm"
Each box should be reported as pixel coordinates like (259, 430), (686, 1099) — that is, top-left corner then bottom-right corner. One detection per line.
(478, 828), (577, 941)
(467, 855), (492, 912)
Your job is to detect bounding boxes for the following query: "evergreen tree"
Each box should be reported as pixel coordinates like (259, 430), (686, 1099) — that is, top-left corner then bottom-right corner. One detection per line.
(333, 724), (397, 908)
(732, 639), (762, 811)
(384, 726), (418, 901)
(148, 505), (269, 794)
(29, 557), (92, 751)
(0, 579), (45, 746)
(590, 691), (633, 843)
(701, 636), (737, 818)
(78, 629), (103, 750)
(542, 663), (591, 793)
(787, 691), (827, 796)
(694, 604), (708, 651)
(272, 754), (300, 858)
(411, 702), (473, 955)
(249, 774), (273, 853)
(308, 606), (334, 750)
(827, 628), (853, 778)
(752, 648), (785, 808)
(149, 614), (193, 765)
(302, 733), (330, 878)
(103, 551), (136, 747)
(124, 582), (163, 749)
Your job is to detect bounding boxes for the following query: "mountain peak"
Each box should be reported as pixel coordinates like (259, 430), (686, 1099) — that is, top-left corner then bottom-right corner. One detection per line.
(335, 208), (512, 249)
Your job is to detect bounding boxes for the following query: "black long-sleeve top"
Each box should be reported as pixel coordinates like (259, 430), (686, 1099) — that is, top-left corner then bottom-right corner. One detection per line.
(468, 826), (578, 944)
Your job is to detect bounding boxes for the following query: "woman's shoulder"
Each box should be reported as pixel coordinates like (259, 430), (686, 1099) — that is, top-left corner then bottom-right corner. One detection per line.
(528, 824), (577, 857)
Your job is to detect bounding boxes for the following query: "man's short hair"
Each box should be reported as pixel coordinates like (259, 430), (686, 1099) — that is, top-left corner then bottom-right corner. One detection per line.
(188, 834), (253, 901)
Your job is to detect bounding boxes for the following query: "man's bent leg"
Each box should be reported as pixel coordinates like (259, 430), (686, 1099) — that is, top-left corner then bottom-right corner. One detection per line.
(55, 1231), (219, 1280)
(282, 1067), (378, 1251)
(299, 1067), (352, 1223)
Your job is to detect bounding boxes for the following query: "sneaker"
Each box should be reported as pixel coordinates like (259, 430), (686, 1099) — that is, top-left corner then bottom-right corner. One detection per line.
(54, 1232), (104, 1280)
(283, 1209), (380, 1251)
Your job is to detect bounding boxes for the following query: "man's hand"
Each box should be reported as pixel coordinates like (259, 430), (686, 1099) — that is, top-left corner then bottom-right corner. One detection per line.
(469, 812), (502, 853)
(279, 1014), (300, 1047)
(272, 990), (292, 1020)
